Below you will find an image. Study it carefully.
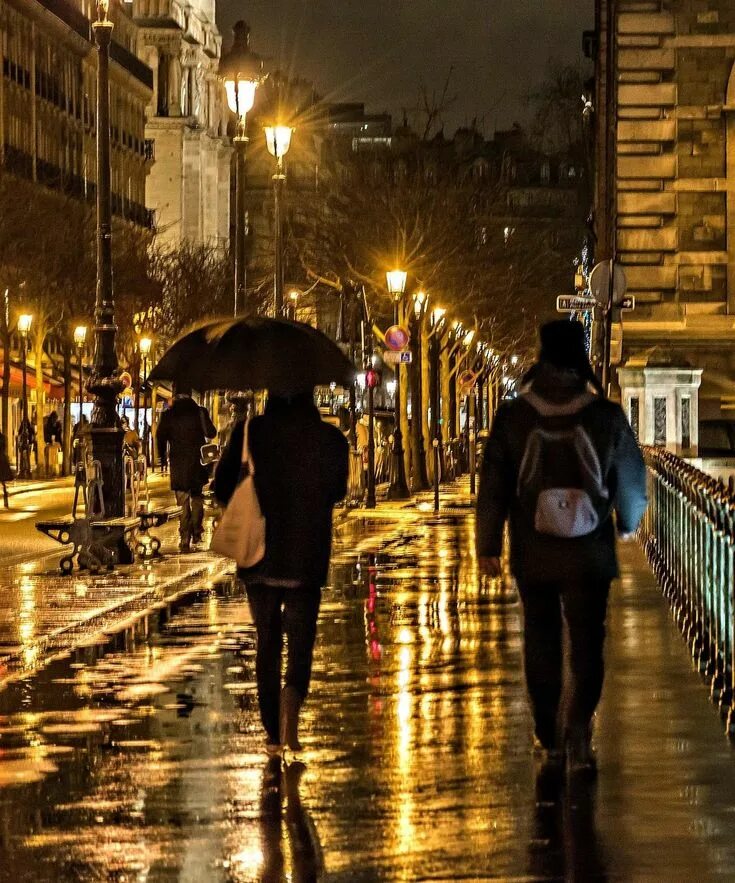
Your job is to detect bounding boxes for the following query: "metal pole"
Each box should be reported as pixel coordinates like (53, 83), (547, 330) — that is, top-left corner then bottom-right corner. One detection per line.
(273, 167), (285, 317)
(366, 380), (376, 509)
(19, 333), (30, 479)
(78, 345), (84, 418)
(142, 354), (149, 465)
(602, 257), (614, 394)
(88, 3), (126, 526)
(430, 332), (442, 511)
(387, 296), (410, 500)
(234, 124), (248, 317)
(469, 389), (477, 496)
(410, 307), (429, 492)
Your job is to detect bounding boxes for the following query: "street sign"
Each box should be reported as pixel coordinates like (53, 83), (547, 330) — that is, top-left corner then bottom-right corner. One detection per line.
(589, 260), (627, 306)
(384, 325), (411, 352)
(557, 295), (596, 312)
(621, 295), (635, 311)
(383, 350), (412, 364)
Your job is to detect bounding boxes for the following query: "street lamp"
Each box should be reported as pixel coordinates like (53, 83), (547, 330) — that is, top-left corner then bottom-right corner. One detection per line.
(220, 21), (264, 317)
(139, 336), (152, 465)
(410, 290), (430, 491)
(288, 290), (300, 321)
(17, 313), (33, 479)
(264, 125), (294, 317)
(73, 325), (87, 423)
(386, 269), (410, 500)
(87, 0), (127, 543)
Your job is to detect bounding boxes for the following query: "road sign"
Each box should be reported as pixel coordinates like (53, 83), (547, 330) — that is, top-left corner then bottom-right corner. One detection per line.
(383, 350), (413, 364)
(557, 295), (596, 312)
(384, 325), (411, 352)
(589, 260), (627, 306)
(621, 295), (635, 311)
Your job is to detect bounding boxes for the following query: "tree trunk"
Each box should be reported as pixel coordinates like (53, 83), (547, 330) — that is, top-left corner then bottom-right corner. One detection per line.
(62, 343), (72, 475)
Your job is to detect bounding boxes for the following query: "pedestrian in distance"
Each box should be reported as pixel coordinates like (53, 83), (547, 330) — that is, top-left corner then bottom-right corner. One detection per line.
(214, 390), (349, 754)
(0, 429), (14, 508)
(476, 319), (647, 775)
(156, 387), (216, 553)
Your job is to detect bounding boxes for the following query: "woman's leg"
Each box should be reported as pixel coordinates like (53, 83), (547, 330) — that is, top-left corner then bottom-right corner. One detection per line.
(281, 588), (322, 748)
(247, 583), (285, 744)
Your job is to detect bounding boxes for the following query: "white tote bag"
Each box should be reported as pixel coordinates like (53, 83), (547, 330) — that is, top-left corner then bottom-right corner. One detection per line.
(210, 421), (266, 568)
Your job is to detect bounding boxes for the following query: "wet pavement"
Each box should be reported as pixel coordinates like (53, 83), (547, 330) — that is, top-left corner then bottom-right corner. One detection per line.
(1, 499), (735, 881)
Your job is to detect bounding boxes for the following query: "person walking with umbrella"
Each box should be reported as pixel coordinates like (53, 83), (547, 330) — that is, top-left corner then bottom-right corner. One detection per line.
(214, 388), (349, 753)
(156, 386), (217, 552)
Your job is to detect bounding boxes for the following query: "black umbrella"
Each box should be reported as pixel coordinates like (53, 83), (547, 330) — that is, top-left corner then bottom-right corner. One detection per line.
(148, 316), (356, 394)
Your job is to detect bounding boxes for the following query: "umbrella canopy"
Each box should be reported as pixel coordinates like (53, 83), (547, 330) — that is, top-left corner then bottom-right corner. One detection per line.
(148, 317), (356, 394)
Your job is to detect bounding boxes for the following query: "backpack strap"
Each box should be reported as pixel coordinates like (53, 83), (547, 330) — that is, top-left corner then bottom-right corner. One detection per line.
(522, 390), (595, 417)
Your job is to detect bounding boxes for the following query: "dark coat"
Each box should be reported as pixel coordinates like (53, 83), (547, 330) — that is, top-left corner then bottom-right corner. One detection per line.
(156, 397), (216, 493)
(0, 431), (13, 482)
(476, 365), (647, 584)
(214, 396), (349, 587)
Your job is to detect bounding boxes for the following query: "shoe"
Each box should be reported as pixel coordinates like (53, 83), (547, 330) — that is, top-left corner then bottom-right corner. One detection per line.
(565, 726), (597, 778)
(280, 685), (304, 752)
(179, 541), (191, 553)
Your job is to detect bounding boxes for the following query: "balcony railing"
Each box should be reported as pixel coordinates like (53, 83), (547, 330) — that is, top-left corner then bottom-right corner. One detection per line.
(639, 447), (735, 738)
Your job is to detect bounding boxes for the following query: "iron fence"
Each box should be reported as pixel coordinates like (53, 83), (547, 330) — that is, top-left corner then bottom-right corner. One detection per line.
(640, 447), (735, 738)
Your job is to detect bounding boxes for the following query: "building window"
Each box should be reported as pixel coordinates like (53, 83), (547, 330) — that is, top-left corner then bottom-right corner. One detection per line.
(681, 397), (691, 450)
(629, 396), (640, 439)
(654, 397), (667, 447)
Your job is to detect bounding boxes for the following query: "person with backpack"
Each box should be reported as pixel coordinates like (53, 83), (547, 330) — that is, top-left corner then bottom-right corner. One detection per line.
(476, 320), (647, 773)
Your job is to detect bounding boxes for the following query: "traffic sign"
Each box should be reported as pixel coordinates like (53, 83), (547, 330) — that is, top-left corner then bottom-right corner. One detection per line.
(384, 325), (411, 352)
(589, 260), (627, 306)
(621, 295), (635, 311)
(557, 295), (596, 313)
(383, 350), (413, 364)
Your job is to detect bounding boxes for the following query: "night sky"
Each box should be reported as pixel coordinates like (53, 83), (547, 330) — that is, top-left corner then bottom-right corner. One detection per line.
(217, 1), (593, 134)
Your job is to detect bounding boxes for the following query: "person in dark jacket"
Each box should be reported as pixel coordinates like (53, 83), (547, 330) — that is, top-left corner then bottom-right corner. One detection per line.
(156, 390), (216, 552)
(214, 391), (349, 753)
(0, 429), (13, 508)
(476, 320), (647, 773)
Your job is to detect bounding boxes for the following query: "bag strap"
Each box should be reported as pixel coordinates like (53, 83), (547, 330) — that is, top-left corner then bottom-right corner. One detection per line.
(522, 390), (595, 418)
(241, 420), (255, 474)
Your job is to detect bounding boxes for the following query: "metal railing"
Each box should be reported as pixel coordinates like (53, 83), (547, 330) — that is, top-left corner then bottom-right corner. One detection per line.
(640, 447), (735, 738)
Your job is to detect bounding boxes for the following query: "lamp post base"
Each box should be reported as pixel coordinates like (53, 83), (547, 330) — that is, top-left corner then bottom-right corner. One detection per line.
(387, 431), (411, 501)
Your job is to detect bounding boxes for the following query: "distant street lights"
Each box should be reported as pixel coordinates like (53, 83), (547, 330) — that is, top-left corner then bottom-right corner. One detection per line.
(386, 269), (410, 500)
(17, 312), (32, 479)
(73, 325), (87, 421)
(220, 21), (264, 317)
(265, 125), (294, 317)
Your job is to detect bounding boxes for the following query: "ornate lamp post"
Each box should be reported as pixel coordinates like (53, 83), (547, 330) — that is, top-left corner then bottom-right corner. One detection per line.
(220, 21), (263, 317)
(386, 269), (410, 500)
(73, 325), (87, 422)
(87, 0), (127, 538)
(264, 125), (294, 317)
(17, 313), (33, 479)
(410, 290), (430, 491)
(139, 336), (152, 464)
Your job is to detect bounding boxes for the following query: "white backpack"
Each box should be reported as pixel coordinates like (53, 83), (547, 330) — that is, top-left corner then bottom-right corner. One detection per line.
(517, 391), (609, 539)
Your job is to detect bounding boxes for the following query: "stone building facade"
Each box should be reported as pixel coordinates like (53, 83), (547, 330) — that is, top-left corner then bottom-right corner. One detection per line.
(595, 0), (735, 429)
(132, 0), (230, 248)
(0, 0), (153, 226)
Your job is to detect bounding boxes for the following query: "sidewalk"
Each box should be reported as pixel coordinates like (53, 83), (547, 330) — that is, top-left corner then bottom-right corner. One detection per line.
(1, 481), (735, 879)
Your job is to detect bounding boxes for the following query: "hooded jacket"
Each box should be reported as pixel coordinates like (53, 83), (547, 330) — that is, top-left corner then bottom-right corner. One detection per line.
(476, 363), (647, 583)
(214, 395), (349, 587)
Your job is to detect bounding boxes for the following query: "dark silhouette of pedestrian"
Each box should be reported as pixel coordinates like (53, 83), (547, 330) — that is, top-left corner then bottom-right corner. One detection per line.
(476, 320), (647, 773)
(0, 429), (13, 507)
(214, 391), (348, 753)
(43, 410), (62, 445)
(156, 388), (216, 552)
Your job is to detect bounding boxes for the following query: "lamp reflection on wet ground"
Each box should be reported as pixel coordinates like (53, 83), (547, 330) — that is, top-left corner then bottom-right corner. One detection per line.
(0, 511), (735, 880)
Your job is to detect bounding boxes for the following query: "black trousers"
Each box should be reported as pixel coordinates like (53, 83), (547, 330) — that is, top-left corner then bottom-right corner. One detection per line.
(517, 577), (611, 749)
(246, 583), (322, 743)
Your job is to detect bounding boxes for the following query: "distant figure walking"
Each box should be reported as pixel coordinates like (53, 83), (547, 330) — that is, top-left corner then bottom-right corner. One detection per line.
(156, 389), (216, 552)
(0, 429), (13, 507)
(476, 320), (647, 774)
(214, 391), (349, 753)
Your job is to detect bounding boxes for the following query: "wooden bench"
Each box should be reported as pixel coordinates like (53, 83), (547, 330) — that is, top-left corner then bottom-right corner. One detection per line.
(135, 504), (183, 558)
(37, 515), (140, 575)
